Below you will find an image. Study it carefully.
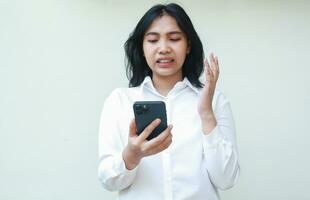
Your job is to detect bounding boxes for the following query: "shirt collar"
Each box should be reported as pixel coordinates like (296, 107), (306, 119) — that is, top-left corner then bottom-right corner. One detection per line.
(139, 76), (154, 94)
(183, 77), (200, 94)
(139, 76), (200, 96)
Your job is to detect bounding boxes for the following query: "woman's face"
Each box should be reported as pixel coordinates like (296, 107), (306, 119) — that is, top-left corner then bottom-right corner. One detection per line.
(143, 14), (189, 81)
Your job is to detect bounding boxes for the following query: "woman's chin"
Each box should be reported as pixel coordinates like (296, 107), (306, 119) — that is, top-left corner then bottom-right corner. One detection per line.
(153, 70), (182, 78)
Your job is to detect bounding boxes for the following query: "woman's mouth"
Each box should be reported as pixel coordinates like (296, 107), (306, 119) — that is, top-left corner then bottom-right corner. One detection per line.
(156, 58), (175, 67)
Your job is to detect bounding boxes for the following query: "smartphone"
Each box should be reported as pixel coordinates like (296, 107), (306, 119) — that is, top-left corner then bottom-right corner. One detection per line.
(133, 101), (167, 140)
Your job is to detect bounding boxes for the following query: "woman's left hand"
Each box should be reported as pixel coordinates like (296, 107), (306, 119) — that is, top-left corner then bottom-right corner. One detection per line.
(197, 53), (220, 134)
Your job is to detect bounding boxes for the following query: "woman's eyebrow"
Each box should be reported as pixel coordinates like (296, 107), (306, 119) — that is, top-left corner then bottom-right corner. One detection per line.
(145, 32), (159, 37)
(167, 31), (183, 35)
(145, 31), (183, 37)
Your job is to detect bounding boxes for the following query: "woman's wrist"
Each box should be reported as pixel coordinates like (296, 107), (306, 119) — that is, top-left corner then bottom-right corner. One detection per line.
(122, 146), (141, 170)
(200, 111), (217, 135)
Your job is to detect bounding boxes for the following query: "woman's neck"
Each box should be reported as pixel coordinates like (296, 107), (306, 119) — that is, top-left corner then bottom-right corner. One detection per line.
(152, 74), (182, 96)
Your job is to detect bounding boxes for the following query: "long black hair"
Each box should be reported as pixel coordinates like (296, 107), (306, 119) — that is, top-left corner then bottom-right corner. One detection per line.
(124, 3), (204, 88)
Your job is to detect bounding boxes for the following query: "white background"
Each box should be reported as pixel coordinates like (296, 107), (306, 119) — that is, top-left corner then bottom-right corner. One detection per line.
(1, 0), (310, 199)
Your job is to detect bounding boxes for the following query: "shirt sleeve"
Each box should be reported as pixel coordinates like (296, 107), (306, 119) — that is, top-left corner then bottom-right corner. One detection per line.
(201, 93), (240, 190)
(98, 89), (138, 191)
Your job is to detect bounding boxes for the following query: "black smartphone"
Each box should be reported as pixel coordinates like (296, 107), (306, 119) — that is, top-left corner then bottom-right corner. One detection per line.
(133, 101), (167, 140)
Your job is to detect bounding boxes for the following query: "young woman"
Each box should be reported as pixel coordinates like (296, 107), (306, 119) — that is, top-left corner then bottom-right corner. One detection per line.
(98, 3), (240, 200)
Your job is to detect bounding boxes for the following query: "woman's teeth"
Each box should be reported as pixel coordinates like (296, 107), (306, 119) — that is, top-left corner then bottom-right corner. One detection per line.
(158, 59), (173, 63)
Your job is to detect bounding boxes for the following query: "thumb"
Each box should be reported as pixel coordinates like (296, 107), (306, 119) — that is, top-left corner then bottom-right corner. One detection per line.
(129, 118), (137, 137)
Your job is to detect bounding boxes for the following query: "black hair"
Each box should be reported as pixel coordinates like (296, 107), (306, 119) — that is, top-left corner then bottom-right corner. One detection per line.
(124, 3), (204, 88)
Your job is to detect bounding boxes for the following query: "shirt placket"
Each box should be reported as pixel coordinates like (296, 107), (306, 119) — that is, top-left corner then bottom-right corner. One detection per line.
(162, 96), (173, 200)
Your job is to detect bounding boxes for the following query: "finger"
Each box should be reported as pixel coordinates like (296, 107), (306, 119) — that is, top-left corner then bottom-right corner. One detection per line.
(209, 53), (217, 72)
(213, 54), (220, 72)
(204, 57), (210, 67)
(206, 64), (214, 81)
(214, 55), (219, 67)
(204, 58), (213, 80)
(211, 53), (221, 82)
(212, 54), (220, 81)
(147, 133), (173, 155)
(139, 118), (161, 141)
(129, 118), (137, 137)
(146, 125), (173, 149)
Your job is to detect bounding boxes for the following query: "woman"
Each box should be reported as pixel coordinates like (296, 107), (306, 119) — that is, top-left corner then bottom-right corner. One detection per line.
(98, 3), (240, 200)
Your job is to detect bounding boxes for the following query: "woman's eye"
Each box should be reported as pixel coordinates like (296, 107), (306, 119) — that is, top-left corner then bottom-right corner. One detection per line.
(170, 38), (181, 42)
(148, 40), (158, 43)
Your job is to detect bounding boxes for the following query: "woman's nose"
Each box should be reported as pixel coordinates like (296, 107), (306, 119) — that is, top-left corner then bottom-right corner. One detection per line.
(158, 41), (171, 54)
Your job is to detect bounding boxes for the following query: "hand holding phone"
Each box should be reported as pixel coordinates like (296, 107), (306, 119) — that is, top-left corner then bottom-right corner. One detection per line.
(122, 101), (171, 170)
(122, 115), (173, 170)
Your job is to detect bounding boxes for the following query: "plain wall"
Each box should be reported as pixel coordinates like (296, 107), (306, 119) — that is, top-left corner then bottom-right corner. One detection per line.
(1, 0), (310, 199)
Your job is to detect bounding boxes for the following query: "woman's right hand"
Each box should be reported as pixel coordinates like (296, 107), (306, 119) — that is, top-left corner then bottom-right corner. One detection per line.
(122, 118), (173, 170)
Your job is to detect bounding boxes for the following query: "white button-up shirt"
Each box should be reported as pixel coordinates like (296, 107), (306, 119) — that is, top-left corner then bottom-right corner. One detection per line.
(98, 76), (240, 200)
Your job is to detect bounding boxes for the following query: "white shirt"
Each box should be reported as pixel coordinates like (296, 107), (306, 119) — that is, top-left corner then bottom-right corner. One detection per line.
(98, 76), (240, 200)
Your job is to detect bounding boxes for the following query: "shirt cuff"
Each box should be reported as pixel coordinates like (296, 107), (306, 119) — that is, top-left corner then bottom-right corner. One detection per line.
(202, 126), (224, 150)
(115, 153), (139, 177)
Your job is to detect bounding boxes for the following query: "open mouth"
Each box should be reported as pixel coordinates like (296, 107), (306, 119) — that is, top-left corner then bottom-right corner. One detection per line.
(156, 59), (174, 64)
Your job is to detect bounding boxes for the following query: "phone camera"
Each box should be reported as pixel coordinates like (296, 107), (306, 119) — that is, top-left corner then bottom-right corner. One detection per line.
(135, 104), (149, 115)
